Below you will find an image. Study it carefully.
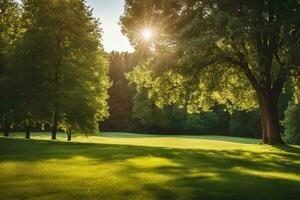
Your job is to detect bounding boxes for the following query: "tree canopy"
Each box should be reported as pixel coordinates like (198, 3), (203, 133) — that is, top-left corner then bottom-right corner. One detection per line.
(121, 0), (300, 144)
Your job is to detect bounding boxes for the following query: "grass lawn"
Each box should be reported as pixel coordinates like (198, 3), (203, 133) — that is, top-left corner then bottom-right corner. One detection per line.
(0, 132), (300, 200)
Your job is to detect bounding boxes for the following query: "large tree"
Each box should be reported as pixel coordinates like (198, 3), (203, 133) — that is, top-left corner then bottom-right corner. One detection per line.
(17, 0), (110, 139)
(0, 0), (22, 137)
(121, 0), (300, 144)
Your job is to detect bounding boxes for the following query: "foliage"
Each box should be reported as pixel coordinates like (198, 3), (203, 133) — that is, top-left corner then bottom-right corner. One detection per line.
(184, 112), (219, 134)
(122, 0), (300, 144)
(101, 51), (138, 131)
(14, 0), (110, 137)
(132, 91), (165, 129)
(0, 0), (110, 139)
(132, 91), (233, 134)
(292, 78), (300, 104)
(229, 110), (261, 138)
(283, 104), (300, 144)
(0, 0), (22, 132)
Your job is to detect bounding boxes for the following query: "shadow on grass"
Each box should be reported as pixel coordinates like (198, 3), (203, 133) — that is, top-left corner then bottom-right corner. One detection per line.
(101, 132), (260, 144)
(0, 137), (300, 200)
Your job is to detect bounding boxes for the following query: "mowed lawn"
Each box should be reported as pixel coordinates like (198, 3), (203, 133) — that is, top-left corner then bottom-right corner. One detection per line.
(0, 132), (300, 200)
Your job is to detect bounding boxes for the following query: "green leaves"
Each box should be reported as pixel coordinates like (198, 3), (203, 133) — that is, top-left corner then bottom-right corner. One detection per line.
(122, 0), (300, 113)
(11, 0), (110, 134)
(0, 0), (22, 129)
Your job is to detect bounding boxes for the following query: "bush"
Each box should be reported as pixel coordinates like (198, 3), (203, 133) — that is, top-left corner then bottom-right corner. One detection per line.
(283, 104), (300, 144)
(183, 112), (220, 134)
(229, 110), (261, 138)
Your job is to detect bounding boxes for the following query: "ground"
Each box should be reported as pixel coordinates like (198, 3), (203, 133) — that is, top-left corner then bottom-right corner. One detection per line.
(0, 132), (300, 200)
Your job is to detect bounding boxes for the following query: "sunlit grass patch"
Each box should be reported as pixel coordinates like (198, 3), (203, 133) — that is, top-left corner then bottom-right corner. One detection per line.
(126, 156), (181, 168)
(233, 167), (300, 182)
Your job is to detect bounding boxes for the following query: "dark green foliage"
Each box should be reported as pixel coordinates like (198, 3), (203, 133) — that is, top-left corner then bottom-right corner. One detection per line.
(181, 106), (230, 134)
(0, 0), (22, 135)
(132, 91), (165, 129)
(132, 92), (234, 135)
(101, 52), (137, 131)
(132, 91), (186, 132)
(162, 106), (186, 131)
(184, 112), (219, 134)
(283, 104), (300, 144)
(278, 85), (294, 132)
(229, 111), (261, 138)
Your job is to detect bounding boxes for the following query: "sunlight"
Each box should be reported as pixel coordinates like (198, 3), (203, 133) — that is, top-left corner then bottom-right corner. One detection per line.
(142, 29), (153, 40)
(126, 156), (181, 168)
(233, 167), (300, 182)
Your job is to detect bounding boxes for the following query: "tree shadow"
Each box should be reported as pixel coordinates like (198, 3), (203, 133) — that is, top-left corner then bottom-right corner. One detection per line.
(0, 137), (300, 200)
(100, 132), (260, 144)
(272, 144), (300, 154)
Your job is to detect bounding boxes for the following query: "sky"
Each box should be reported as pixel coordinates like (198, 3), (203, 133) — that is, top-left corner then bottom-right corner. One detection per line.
(86, 0), (133, 52)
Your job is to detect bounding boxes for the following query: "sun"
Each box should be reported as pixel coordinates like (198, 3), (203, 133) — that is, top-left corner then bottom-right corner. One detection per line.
(142, 29), (153, 40)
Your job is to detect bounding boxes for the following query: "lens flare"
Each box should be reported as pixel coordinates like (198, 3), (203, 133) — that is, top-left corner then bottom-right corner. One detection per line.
(142, 29), (153, 40)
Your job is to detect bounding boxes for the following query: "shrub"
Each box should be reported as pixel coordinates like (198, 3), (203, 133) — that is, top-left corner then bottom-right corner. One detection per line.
(283, 104), (300, 144)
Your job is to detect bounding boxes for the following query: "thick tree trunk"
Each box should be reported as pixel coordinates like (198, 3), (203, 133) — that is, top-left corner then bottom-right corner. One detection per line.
(25, 125), (30, 139)
(258, 91), (284, 145)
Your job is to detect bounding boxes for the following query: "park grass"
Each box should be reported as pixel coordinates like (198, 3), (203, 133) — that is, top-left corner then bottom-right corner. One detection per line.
(0, 132), (300, 200)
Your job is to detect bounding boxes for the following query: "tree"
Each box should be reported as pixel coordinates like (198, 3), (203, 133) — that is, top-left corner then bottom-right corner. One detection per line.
(18, 0), (110, 140)
(101, 52), (137, 131)
(0, 0), (22, 137)
(121, 0), (300, 144)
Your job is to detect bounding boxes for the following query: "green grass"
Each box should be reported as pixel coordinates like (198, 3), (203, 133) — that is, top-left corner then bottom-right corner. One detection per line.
(0, 132), (300, 200)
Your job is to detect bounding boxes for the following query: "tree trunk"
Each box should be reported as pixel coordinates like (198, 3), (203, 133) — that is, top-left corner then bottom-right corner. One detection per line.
(67, 132), (72, 141)
(52, 67), (59, 140)
(3, 130), (9, 137)
(52, 46), (60, 140)
(258, 91), (284, 145)
(51, 113), (57, 140)
(51, 103), (58, 140)
(3, 119), (9, 137)
(25, 125), (30, 139)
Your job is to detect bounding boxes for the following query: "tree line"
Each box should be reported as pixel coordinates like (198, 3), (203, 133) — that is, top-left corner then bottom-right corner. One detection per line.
(0, 0), (110, 140)
(1, 0), (300, 144)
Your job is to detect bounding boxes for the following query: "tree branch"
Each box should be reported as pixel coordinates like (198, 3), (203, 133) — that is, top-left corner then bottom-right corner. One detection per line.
(272, 59), (288, 97)
(224, 56), (260, 92)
